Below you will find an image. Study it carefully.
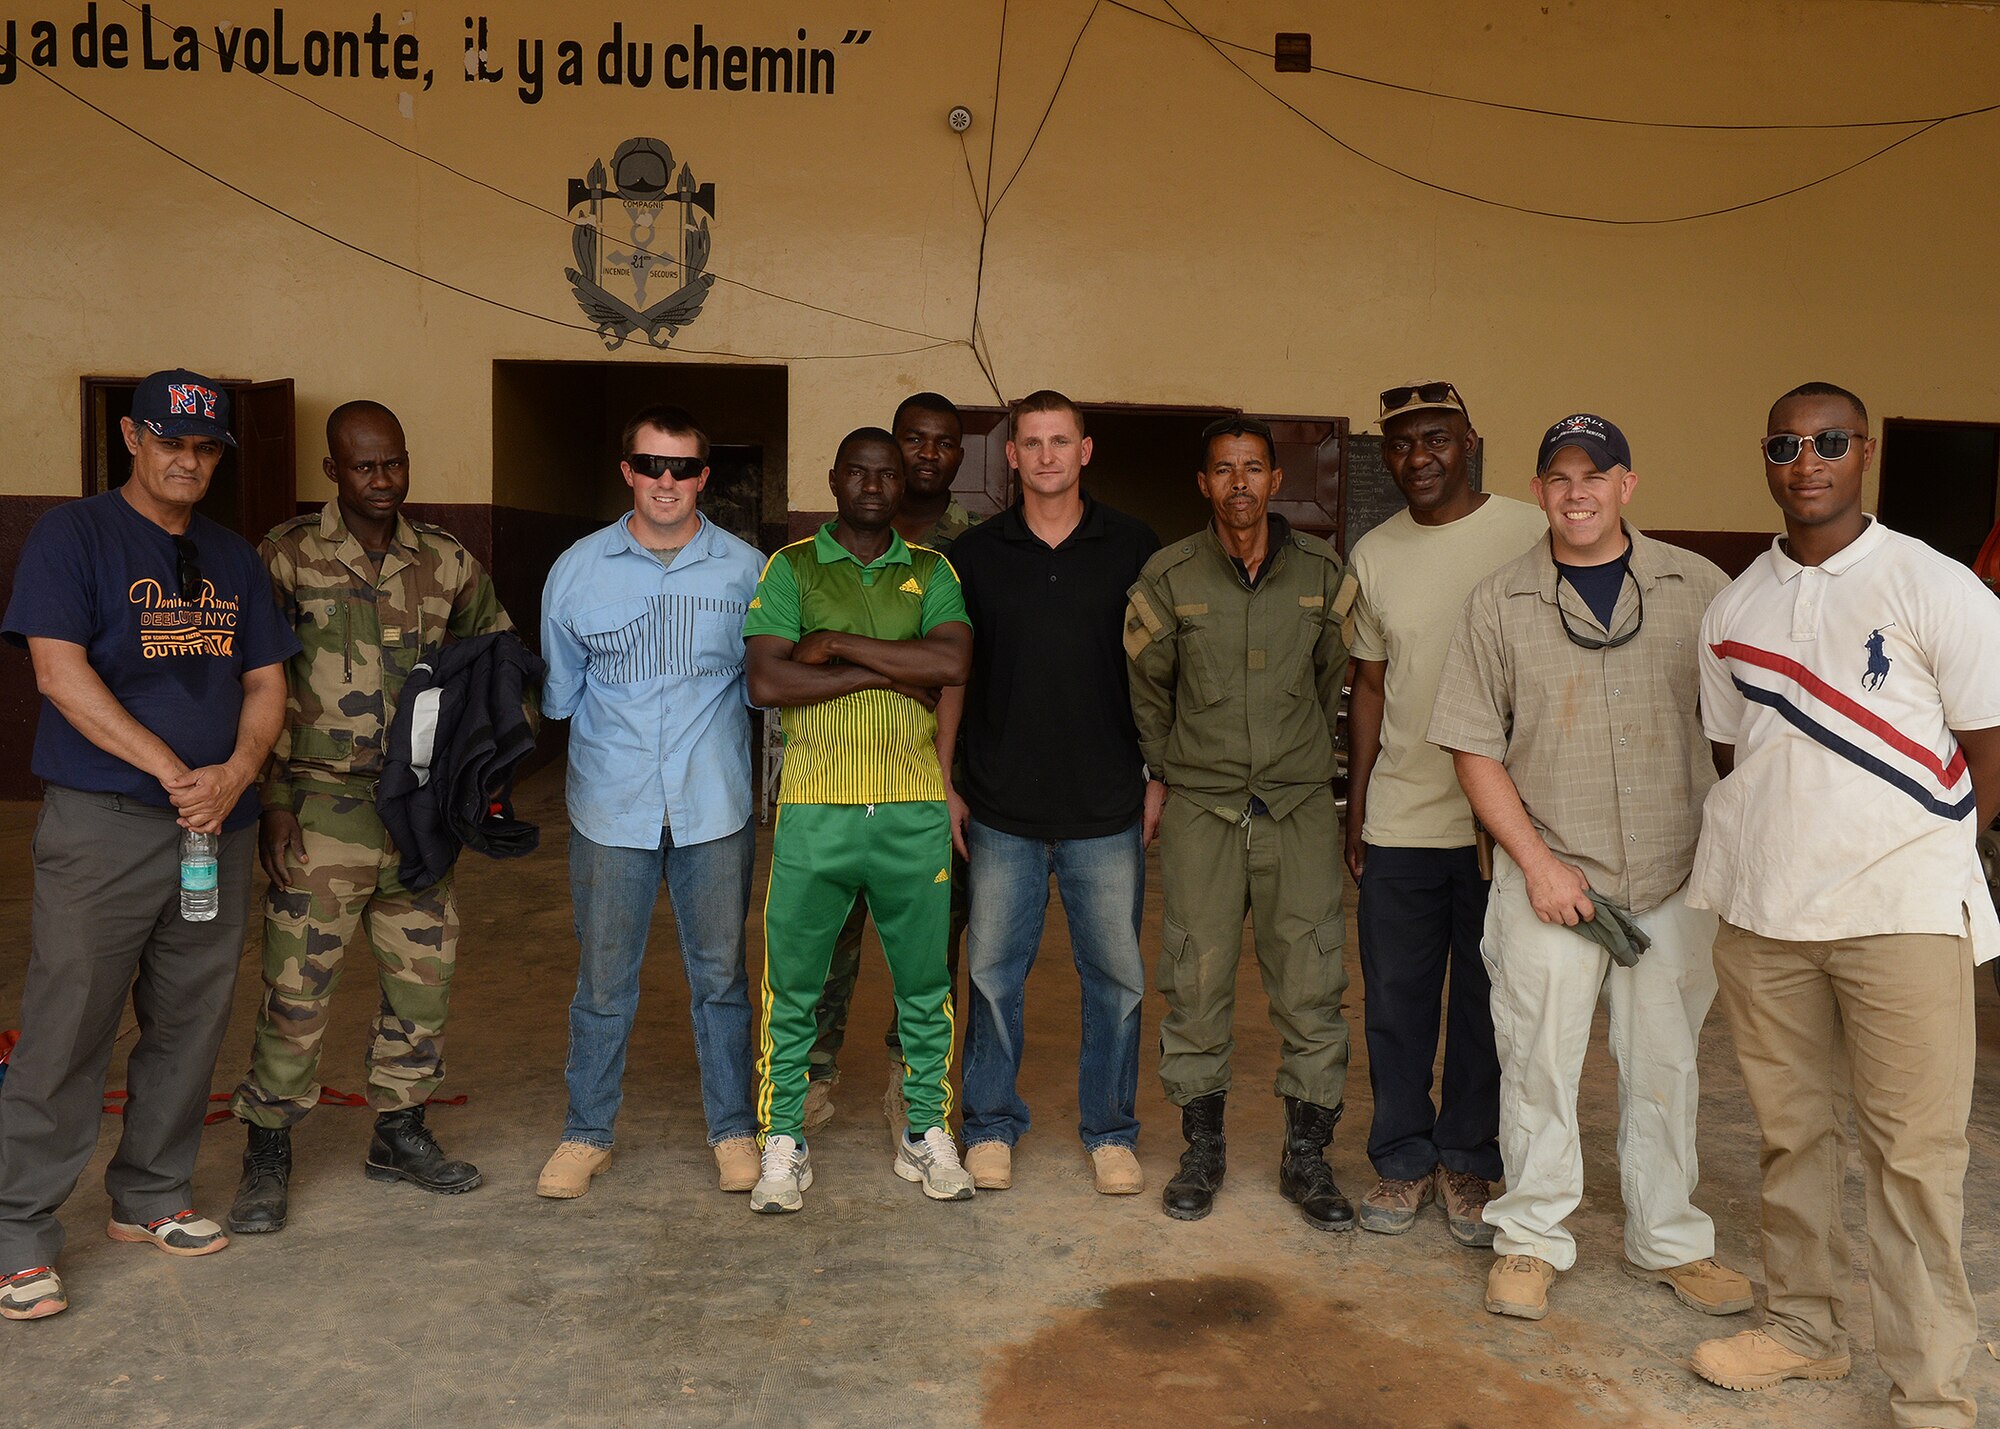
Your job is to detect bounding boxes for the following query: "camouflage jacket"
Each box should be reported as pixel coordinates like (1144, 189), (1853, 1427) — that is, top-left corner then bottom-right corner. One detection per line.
(261, 500), (513, 809)
(918, 500), (978, 553)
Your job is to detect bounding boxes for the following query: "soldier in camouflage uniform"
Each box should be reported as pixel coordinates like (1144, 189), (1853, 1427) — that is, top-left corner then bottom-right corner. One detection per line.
(225, 401), (516, 1234)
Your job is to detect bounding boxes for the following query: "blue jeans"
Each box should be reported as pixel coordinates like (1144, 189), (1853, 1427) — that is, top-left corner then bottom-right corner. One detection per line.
(960, 817), (1146, 1151)
(564, 821), (756, 1147)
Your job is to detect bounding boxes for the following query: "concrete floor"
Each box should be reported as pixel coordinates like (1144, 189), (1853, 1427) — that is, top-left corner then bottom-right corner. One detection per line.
(2, 763), (1997, 1428)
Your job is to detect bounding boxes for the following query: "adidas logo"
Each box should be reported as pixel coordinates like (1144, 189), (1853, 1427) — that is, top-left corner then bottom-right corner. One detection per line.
(899, 577), (923, 595)
(933, 868), (950, 884)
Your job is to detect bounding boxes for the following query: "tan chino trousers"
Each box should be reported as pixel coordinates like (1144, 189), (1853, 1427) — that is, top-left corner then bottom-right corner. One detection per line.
(1713, 921), (1977, 1429)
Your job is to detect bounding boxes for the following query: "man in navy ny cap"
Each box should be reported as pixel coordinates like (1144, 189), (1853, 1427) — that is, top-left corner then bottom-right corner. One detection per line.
(0, 369), (297, 1320)
(1427, 413), (1748, 1323)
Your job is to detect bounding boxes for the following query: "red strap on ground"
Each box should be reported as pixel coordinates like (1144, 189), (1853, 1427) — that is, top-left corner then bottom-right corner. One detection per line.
(96, 1087), (469, 1124)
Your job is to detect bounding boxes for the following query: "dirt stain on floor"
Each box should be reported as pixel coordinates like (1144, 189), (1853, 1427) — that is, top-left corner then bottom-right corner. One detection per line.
(983, 1274), (1640, 1428)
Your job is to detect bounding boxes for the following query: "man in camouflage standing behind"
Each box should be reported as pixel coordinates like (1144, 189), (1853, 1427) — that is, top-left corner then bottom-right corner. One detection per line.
(225, 400), (518, 1233)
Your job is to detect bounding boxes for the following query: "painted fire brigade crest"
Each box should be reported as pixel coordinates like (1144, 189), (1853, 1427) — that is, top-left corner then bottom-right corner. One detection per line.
(565, 137), (717, 349)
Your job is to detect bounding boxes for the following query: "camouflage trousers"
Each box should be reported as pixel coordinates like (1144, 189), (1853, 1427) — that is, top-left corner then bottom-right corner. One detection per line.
(230, 788), (459, 1128)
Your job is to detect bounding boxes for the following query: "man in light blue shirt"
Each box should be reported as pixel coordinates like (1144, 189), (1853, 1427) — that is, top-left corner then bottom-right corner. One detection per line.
(535, 404), (765, 1200)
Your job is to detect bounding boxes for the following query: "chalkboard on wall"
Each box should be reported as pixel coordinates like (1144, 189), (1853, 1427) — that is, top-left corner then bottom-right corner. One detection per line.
(1342, 434), (1482, 552)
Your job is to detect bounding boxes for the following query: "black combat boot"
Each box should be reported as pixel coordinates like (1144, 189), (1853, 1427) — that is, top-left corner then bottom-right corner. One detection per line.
(364, 1105), (482, 1194)
(227, 1123), (292, 1234)
(1279, 1096), (1355, 1232)
(1162, 1091), (1227, 1221)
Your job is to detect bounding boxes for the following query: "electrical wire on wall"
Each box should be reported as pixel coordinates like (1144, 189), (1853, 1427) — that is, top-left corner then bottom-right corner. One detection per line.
(23, 0), (2000, 365)
(1106, 0), (1999, 132)
(80, 0), (970, 353)
(19, 63), (964, 364)
(1142, 0), (1982, 224)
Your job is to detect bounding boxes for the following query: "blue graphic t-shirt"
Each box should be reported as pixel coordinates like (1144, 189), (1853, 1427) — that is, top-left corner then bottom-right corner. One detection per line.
(3, 489), (300, 829)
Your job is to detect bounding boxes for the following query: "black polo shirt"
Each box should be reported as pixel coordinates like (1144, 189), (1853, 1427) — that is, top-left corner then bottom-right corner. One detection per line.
(949, 496), (1161, 840)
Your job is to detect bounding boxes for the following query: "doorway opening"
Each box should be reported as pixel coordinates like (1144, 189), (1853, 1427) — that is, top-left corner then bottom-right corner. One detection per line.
(489, 358), (788, 643)
(80, 374), (296, 541)
(948, 403), (1346, 548)
(1878, 417), (2000, 570)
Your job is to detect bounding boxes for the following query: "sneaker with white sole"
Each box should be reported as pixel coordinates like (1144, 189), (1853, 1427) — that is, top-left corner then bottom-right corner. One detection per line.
(106, 1209), (229, 1258)
(895, 1126), (975, 1201)
(0, 1266), (67, 1321)
(750, 1135), (813, 1214)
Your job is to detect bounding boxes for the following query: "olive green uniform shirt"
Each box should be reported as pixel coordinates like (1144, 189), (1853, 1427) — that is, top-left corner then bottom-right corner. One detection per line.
(261, 500), (514, 809)
(1125, 520), (1354, 823)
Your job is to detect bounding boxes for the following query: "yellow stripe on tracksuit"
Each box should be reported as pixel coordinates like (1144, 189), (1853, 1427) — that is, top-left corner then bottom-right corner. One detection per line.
(756, 802), (955, 1144)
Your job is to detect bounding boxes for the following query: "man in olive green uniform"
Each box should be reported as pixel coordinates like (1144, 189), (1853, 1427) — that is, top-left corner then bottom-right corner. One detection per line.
(225, 400), (516, 1233)
(1126, 416), (1356, 1229)
(806, 392), (977, 1139)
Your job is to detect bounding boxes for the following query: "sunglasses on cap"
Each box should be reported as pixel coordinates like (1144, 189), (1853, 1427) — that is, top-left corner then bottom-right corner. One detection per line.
(1378, 382), (1467, 417)
(626, 453), (706, 480)
(1761, 430), (1862, 465)
(172, 534), (203, 603)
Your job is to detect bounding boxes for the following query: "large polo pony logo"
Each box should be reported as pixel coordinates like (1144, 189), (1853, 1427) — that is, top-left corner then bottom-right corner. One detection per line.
(564, 136), (717, 349)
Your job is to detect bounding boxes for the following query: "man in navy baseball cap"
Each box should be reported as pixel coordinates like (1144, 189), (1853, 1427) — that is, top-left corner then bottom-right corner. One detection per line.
(130, 369), (237, 448)
(1535, 413), (1629, 477)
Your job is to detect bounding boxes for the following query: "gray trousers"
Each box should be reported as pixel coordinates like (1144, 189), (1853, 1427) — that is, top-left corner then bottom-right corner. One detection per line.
(0, 786), (253, 1268)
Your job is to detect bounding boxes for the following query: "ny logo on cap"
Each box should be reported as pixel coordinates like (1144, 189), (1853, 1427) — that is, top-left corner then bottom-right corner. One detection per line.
(168, 384), (219, 419)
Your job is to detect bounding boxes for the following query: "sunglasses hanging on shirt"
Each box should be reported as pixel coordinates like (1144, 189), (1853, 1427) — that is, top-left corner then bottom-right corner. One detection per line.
(1557, 567), (1644, 651)
(173, 534), (203, 603)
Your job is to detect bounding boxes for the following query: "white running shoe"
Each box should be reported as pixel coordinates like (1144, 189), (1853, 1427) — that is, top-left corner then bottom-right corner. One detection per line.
(895, 1126), (975, 1201)
(750, 1135), (813, 1214)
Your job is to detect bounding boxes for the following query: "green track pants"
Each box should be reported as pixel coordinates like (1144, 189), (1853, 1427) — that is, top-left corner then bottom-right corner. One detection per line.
(759, 801), (955, 1142)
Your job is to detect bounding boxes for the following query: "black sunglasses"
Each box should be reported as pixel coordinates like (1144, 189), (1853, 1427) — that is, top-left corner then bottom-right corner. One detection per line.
(1379, 382), (1467, 417)
(626, 453), (706, 481)
(1557, 567), (1643, 651)
(172, 534), (203, 603)
(1762, 430), (1861, 465)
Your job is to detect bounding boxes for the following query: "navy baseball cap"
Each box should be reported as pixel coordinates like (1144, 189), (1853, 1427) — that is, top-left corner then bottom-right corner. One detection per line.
(1536, 413), (1629, 474)
(131, 369), (236, 447)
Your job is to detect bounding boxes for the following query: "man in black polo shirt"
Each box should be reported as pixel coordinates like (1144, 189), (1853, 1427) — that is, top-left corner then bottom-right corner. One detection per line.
(944, 389), (1161, 1195)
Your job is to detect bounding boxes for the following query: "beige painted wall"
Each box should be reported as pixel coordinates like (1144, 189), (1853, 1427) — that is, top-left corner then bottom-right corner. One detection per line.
(2, 0), (1996, 529)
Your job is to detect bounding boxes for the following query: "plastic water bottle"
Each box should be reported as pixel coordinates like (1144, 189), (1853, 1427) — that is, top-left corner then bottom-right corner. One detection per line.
(180, 829), (219, 922)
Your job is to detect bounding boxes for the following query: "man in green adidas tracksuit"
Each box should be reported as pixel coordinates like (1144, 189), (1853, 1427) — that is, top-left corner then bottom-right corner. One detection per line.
(743, 426), (974, 1213)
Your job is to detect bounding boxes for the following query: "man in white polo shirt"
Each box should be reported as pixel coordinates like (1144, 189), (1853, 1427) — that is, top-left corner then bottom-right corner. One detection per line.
(1685, 382), (2000, 1429)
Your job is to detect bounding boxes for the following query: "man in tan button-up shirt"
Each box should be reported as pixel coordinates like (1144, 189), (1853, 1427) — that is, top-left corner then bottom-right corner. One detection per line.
(1428, 414), (1749, 1326)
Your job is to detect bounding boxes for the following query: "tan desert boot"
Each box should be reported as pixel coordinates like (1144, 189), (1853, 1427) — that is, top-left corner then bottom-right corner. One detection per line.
(1485, 1254), (1556, 1320)
(537, 1141), (611, 1199)
(964, 1141), (1012, 1190)
(1690, 1329), (1851, 1391)
(1624, 1257), (1754, 1315)
(1090, 1145), (1144, 1195)
(714, 1137), (759, 1192)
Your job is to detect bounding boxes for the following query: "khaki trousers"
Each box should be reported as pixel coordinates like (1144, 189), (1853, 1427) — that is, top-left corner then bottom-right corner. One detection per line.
(1155, 786), (1348, 1109)
(1713, 922), (1977, 1429)
(1481, 848), (1718, 1271)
